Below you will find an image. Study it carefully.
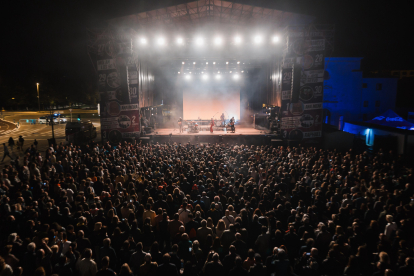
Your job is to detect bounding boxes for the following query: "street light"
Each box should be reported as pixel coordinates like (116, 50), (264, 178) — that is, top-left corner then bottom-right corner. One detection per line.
(36, 83), (40, 112)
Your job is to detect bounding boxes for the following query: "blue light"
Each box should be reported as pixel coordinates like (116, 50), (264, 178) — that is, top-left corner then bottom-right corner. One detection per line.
(77, 118), (80, 121)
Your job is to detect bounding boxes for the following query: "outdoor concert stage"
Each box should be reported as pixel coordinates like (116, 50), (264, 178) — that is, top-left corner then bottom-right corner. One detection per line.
(141, 126), (282, 145)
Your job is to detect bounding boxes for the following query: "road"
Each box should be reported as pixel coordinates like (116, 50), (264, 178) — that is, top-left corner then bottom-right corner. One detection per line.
(0, 110), (100, 165)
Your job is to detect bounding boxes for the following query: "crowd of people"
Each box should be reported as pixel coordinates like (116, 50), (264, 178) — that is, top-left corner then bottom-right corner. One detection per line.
(1, 139), (414, 276)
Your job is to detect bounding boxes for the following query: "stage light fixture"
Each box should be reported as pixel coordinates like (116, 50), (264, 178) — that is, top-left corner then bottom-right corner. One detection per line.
(237, 61), (240, 64)
(193, 62), (196, 65)
(215, 74), (221, 80)
(185, 75), (191, 80)
(201, 71), (204, 74)
(233, 74), (240, 80)
(241, 70), (244, 73)
(214, 37), (223, 45)
(230, 71), (232, 73)
(140, 38), (147, 45)
(157, 37), (165, 45)
(195, 37), (204, 45)
(177, 37), (184, 45)
(254, 35), (263, 44)
(182, 62), (185, 64)
(272, 36), (280, 43)
(202, 74), (209, 80)
(213, 62), (216, 65)
(178, 72), (180, 74)
(206, 62), (208, 64)
(234, 36), (242, 44)
(226, 61), (229, 64)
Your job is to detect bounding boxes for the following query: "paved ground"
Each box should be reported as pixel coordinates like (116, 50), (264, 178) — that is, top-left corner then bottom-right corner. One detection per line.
(0, 110), (100, 166)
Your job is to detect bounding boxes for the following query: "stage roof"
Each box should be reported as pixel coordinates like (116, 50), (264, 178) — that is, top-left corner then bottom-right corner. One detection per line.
(107, 0), (314, 30)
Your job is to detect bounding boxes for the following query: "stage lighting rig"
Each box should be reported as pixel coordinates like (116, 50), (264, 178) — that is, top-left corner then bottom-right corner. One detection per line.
(214, 37), (223, 45)
(234, 36), (242, 44)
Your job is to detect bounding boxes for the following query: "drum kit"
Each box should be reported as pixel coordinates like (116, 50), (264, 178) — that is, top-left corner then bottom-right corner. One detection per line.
(188, 121), (199, 133)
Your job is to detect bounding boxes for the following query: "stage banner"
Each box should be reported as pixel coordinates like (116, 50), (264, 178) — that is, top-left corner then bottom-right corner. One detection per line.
(93, 30), (140, 144)
(280, 25), (333, 144)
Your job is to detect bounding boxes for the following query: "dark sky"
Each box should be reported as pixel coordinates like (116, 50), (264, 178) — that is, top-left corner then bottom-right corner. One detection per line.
(0, 0), (411, 87)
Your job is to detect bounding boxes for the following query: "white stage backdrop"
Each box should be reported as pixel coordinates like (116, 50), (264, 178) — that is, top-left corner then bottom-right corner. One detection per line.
(183, 88), (240, 121)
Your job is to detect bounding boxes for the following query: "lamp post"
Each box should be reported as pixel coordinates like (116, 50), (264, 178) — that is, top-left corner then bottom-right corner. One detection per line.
(36, 83), (40, 112)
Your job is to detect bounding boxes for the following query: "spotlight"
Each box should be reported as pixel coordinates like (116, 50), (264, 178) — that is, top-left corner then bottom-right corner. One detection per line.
(178, 71), (180, 74)
(226, 61), (229, 65)
(201, 71), (204, 74)
(182, 61), (185, 64)
(234, 36), (242, 44)
(206, 62), (208, 64)
(140, 38), (147, 45)
(241, 70), (244, 73)
(215, 74), (221, 80)
(185, 75), (191, 80)
(237, 61), (240, 64)
(272, 36), (280, 43)
(214, 37), (222, 45)
(157, 37), (165, 45)
(254, 35), (263, 44)
(213, 62), (216, 65)
(202, 74), (209, 80)
(233, 74), (240, 80)
(177, 37), (184, 45)
(195, 37), (204, 45)
(193, 62), (196, 65)
(230, 71), (232, 73)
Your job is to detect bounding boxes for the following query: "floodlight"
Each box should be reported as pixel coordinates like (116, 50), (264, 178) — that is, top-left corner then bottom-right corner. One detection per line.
(229, 71), (232, 73)
(185, 75), (191, 80)
(177, 37), (184, 45)
(182, 61), (185, 64)
(254, 36), (263, 44)
(237, 61), (240, 64)
(234, 36), (242, 44)
(272, 36), (280, 43)
(213, 62), (216, 65)
(193, 62), (196, 65)
(178, 72), (180, 74)
(233, 74), (240, 80)
(206, 62), (208, 64)
(241, 70), (244, 73)
(157, 37), (165, 45)
(214, 37), (222, 45)
(226, 61), (229, 65)
(202, 74), (209, 80)
(140, 38), (147, 45)
(215, 74), (221, 80)
(195, 37), (204, 45)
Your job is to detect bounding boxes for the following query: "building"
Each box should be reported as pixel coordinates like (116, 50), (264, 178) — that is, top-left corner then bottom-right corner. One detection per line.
(323, 57), (398, 129)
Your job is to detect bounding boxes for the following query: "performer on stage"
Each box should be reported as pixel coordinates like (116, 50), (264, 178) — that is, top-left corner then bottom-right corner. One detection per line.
(210, 118), (214, 133)
(178, 117), (183, 133)
(220, 113), (225, 126)
(230, 117), (235, 133)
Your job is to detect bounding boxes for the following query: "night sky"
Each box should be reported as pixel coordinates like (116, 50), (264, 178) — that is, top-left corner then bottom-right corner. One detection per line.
(1, 0), (411, 89)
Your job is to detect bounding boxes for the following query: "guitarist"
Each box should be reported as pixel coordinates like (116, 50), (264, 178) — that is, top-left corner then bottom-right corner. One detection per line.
(178, 117), (183, 133)
(210, 118), (215, 133)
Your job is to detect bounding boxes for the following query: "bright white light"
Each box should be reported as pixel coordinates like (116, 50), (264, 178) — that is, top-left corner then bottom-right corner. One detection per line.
(202, 74), (209, 80)
(214, 37), (222, 45)
(241, 70), (244, 73)
(237, 61), (240, 64)
(182, 61), (185, 64)
(185, 75), (191, 80)
(272, 36), (280, 43)
(189, 72), (192, 74)
(201, 71), (204, 74)
(234, 36), (242, 44)
(233, 74), (240, 80)
(140, 38), (147, 45)
(254, 35), (263, 44)
(206, 62), (208, 64)
(178, 72), (180, 74)
(195, 37), (204, 45)
(177, 37), (184, 45)
(226, 61), (229, 65)
(215, 74), (221, 80)
(213, 62), (216, 65)
(193, 62), (196, 65)
(157, 37), (165, 45)
(229, 71), (232, 73)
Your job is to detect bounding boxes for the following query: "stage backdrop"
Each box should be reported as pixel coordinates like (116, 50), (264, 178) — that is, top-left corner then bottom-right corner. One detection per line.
(183, 88), (240, 121)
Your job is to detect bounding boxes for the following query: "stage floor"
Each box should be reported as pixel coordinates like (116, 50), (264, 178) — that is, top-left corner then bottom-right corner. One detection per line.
(153, 127), (267, 136)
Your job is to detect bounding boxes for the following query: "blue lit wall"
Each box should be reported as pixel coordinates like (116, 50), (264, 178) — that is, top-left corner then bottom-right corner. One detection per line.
(323, 57), (398, 129)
